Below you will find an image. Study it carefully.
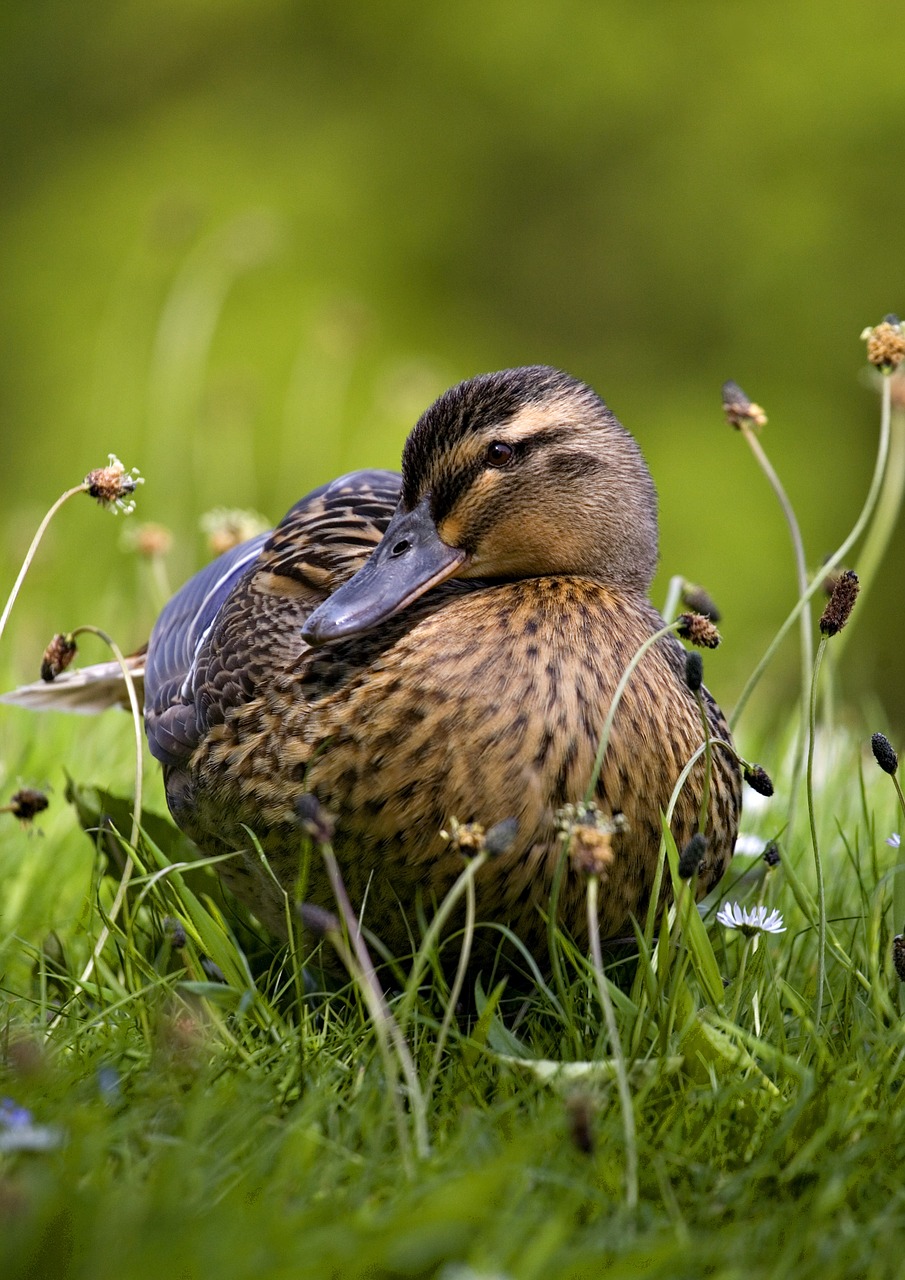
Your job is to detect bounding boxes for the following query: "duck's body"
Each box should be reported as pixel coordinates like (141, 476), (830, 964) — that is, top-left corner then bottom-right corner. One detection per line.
(141, 367), (741, 962)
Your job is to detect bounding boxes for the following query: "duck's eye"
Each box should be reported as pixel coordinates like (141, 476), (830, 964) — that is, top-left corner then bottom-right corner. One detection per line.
(485, 441), (515, 468)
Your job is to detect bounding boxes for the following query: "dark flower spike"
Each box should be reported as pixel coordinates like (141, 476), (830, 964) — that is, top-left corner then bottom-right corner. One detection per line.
(296, 793), (336, 844)
(484, 816), (519, 858)
(680, 582), (722, 622)
(894, 934), (905, 984)
(3, 788), (50, 823)
(871, 732), (899, 776)
(861, 316), (905, 373)
(763, 841), (781, 867)
(743, 764), (774, 797)
(819, 569), (859, 636)
(722, 380), (768, 430)
(678, 832), (709, 879)
(40, 632), (77, 683)
(164, 916), (188, 949)
(685, 650), (704, 693)
(677, 612), (721, 648)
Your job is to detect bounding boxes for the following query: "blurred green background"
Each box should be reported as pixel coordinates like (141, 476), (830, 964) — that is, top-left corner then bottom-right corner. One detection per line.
(1, 0), (903, 724)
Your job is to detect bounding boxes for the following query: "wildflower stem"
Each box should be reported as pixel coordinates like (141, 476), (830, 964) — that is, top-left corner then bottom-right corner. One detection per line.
(65, 625), (145, 1007)
(398, 849), (489, 1036)
(807, 635), (829, 1026)
(149, 554), (172, 612)
(661, 574), (685, 624)
(319, 840), (430, 1162)
(426, 863), (478, 1098)
(738, 424), (813, 674)
(0, 484), (88, 648)
(585, 620), (680, 803)
(693, 689), (712, 835)
(731, 376), (892, 730)
(586, 874), (638, 1210)
(738, 423), (812, 833)
(313, 907), (413, 1169)
(832, 382), (905, 661)
(891, 775), (905, 828)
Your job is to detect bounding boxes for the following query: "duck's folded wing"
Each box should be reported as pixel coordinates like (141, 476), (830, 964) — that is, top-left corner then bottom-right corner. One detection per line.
(145, 469), (401, 766)
(0, 529), (271, 720)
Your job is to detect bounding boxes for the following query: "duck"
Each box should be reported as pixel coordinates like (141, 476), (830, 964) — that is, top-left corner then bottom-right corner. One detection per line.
(141, 365), (741, 963)
(4, 366), (742, 968)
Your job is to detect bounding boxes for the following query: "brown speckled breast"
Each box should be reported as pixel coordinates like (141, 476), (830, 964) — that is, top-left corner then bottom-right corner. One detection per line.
(167, 571), (741, 964)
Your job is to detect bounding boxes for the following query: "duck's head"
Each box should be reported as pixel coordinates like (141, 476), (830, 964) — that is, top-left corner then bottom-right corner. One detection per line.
(302, 366), (659, 645)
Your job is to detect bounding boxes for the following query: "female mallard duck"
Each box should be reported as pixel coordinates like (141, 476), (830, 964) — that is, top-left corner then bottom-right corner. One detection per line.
(141, 365), (741, 962)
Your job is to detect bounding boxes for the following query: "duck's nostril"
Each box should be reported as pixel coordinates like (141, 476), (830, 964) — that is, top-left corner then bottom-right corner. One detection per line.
(391, 539), (411, 557)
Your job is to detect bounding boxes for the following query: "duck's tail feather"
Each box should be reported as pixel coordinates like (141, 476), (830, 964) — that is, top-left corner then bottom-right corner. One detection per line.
(0, 657), (145, 715)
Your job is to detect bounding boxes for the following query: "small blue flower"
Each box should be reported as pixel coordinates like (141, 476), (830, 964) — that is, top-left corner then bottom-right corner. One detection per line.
(887, 833), (901, 849)
(0, 1098), (33, 1129)
(0, 1097), (63, 1153)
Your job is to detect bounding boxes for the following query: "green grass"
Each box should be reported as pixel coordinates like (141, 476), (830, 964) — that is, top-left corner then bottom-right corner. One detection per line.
(2, 349), (905, 1280)
(2, 676), (905, 1279)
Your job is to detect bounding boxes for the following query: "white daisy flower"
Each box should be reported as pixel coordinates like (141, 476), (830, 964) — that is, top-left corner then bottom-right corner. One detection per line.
(716, 901), (786, 937)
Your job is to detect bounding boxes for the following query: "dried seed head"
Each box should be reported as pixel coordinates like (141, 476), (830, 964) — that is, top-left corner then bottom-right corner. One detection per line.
(677, 612), (721, 649)
(5, 788), (50, 823)
(556, 803), (621, 877)
(763, 841), (781, 868)
(678, 832), (709, 879)
(685, 650), (704, 693)
(296, 793), (336, 844)
(121, 522), (173, 558)
(84, 454), (143, 514)
(894, 935), (905, 983)
(680, 582), (722, 622)
(440, 818), (487, 855)
(722, 380), (768, 430)
(570, 825), (615, 877)
(297, 901), (341, 937)
(819, 569), (859, 636)
(861, 316), (905, 373)
(871, 732), (899, 776)
(40, 632), (77, 682)
(200, 507), (270, 557)
(743, 764), (775, 797)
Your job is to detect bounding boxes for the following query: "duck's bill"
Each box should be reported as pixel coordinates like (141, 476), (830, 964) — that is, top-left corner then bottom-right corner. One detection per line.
(301, 497), (467, 645)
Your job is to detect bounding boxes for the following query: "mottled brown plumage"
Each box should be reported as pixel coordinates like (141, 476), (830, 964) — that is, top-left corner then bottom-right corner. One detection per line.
(144, 367), (741, 964)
